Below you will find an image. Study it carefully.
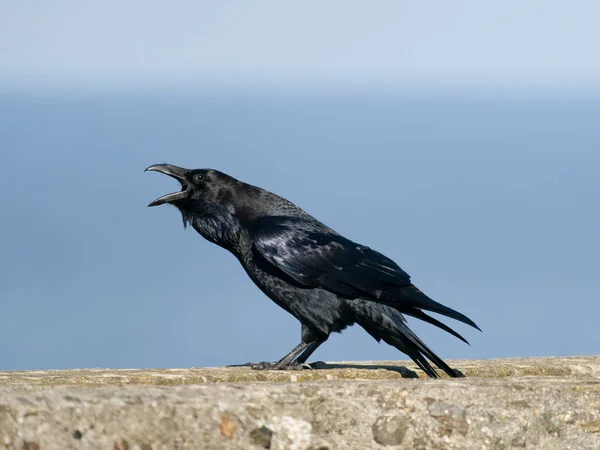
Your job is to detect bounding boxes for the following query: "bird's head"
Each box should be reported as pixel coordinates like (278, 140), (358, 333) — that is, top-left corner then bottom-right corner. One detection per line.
(146, 162), (240, 225)
(146, 163), (271, 247)
(146, 163), (305, 246)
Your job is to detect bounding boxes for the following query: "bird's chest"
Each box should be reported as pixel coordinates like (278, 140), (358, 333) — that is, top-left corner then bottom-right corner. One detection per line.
(241, 257), (302, 310)
(239, 254), (350, 334)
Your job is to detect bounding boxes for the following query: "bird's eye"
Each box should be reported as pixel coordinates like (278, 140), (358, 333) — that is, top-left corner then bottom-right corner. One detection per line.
(194, 174), (206, 183)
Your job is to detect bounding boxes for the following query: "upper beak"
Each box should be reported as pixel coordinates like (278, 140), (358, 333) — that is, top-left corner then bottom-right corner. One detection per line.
(145, 163), (190, 207)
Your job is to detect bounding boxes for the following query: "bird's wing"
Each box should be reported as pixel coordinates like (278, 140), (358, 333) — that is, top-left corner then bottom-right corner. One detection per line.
(253, 216), (479, 330)
(253, 216), (410, 297)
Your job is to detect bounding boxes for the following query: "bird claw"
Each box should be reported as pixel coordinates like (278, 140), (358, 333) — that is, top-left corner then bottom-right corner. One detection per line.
(227, 361), (326, 371)
(252, 361), (327, 371)
(250, 361), (279, 370)
(226, 362), (255, 368)
(304, 360), (327, 369)
(226, 361), (281, 370)
(249, 361), (300, 370)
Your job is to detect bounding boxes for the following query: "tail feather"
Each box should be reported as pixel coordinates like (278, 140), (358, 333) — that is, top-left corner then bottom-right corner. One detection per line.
(383, 284), (481, 331)
(350, 300), (460, 378)
(388, 322), (458, 378)
(403, 308), (470, 345)
(408, 350), (439, 378)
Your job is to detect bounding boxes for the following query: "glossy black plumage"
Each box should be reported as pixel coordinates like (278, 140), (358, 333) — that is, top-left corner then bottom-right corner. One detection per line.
(146, 164), (480, 378)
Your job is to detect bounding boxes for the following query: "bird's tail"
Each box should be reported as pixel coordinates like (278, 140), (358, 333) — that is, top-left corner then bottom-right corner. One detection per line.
(349, 300), (459, 378)
(384, 284), (481, 332)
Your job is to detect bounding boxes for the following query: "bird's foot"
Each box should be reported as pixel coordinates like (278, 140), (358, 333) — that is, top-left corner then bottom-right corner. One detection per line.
(227, 361), (281, 370)
(228, 361), (326, 371)
(250, 361), (280, 370)
(254, 360), (328, 371)
(226, 362), (255, 368)
(303, 360), (327, 370)
(249, 361), (305, 370)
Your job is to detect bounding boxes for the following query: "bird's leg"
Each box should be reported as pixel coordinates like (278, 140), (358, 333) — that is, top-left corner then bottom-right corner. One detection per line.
(234, 325), (328, 371)
(228, 342), (312, 370)
(292, 340), (326, 367)
(290, 325), (328, 368)
(248, 341), (311, 370)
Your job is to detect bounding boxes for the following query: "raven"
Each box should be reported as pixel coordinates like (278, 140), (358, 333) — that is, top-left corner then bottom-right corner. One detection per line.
(146, 164), (480, 378)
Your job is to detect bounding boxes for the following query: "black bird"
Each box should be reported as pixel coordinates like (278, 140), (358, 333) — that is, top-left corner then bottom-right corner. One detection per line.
(146, 164), (480, 378)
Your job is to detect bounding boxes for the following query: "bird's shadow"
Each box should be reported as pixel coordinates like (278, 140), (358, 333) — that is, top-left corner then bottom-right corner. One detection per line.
(308, 361), (465, 378)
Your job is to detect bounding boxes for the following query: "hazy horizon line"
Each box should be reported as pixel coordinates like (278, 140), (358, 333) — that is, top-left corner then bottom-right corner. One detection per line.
(3, 78), (600, 99)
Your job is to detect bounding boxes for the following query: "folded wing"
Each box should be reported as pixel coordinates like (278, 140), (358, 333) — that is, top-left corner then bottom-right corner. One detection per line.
(253, 216), (480, 334)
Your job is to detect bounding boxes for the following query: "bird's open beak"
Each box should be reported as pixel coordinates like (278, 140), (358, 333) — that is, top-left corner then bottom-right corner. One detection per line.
(145, 163), (190, 207)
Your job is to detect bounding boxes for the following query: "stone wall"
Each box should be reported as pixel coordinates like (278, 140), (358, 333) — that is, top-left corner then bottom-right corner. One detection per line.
(1, 357), (599, 449)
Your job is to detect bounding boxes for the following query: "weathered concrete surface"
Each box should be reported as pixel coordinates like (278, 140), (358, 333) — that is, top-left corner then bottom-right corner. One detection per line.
(2, 356), (599, 385)
(0, 357), (599, 449)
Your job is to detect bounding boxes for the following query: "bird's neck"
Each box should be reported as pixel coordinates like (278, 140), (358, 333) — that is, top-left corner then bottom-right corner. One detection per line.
(187, 210), (244, 253)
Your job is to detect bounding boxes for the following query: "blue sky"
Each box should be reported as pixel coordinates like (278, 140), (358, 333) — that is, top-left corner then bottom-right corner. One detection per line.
(1, 3), (599, 370)
(2, 1), (600, 90)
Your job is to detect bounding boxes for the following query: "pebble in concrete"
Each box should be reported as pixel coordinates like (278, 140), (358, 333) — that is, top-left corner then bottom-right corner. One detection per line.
(372, 414), (409, 445)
